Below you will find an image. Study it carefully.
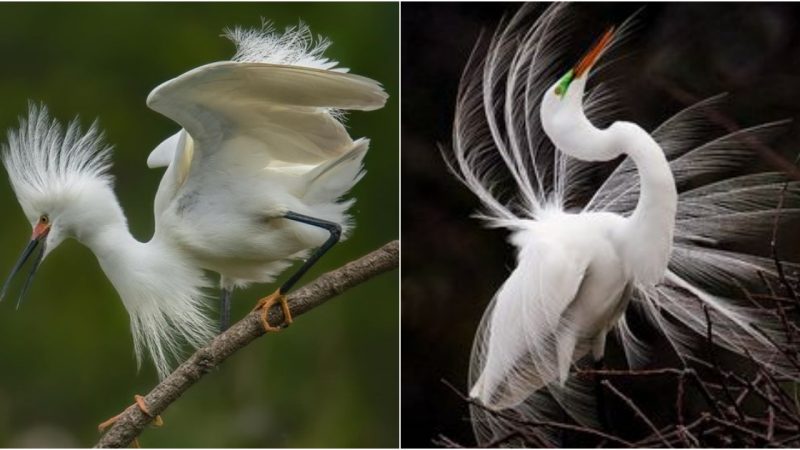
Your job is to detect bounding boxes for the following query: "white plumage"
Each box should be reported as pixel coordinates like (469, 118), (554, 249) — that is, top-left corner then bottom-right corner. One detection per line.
(1, 21), (387, 378)
(446, 4), (799, 445)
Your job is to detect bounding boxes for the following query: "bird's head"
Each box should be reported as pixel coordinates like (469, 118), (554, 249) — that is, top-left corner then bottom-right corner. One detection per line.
(541, 26), (615, 118)
(0, 103), (114, 306)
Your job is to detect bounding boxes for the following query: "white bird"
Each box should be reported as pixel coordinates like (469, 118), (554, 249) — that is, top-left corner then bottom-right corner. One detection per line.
(0, 21), (387, 381)
(446, 4), (799, 445)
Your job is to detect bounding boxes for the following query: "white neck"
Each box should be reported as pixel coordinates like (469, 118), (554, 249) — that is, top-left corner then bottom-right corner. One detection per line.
(68, 188), (214, 378)
(612, 121), (677, 284)
(618, 123), (677, 228)
(541, 86), (677, 284)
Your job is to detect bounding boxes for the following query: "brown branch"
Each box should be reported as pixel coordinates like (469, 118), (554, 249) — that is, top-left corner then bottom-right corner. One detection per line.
(95, 240), (399, 448)
(634, 414), (709, 447)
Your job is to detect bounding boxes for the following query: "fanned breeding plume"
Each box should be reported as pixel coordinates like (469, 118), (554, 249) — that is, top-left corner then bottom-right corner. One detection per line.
(445, 3), (800, 446)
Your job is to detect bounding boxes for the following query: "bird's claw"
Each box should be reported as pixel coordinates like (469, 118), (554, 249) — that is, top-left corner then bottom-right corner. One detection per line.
(98, 394), (163, 437)
(134, 395), (164, 427)
(253, 289), (293, 332)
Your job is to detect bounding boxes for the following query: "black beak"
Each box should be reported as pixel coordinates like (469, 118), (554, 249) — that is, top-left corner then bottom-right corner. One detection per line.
(1, 237), (46, 308)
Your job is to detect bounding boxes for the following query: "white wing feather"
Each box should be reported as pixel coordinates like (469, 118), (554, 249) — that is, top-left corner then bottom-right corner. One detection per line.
(147, 62), (386, 165)
(470, 234), (590, 409)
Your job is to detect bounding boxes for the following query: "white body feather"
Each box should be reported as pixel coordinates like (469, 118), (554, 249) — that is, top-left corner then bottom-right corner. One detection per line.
(446, 4), (800, 445)
(1, 22), (387, 378)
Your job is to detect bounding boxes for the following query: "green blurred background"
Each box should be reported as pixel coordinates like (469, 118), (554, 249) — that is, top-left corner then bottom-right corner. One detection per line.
(0, 2), (397, 447)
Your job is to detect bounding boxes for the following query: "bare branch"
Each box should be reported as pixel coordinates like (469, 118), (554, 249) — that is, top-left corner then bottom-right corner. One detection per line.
(95, 240), (399, 448)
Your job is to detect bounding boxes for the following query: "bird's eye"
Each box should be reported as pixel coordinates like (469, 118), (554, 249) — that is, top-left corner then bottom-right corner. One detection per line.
(555, 69), (574, 99)
(39, 215), (49, 224)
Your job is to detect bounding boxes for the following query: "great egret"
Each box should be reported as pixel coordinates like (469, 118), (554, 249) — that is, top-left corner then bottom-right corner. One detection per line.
(0, 21), (387, 381)
(446, 3), (799, 445)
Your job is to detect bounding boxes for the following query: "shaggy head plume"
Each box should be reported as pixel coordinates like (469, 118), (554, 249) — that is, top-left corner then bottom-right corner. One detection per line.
(1, 103), (113, 222)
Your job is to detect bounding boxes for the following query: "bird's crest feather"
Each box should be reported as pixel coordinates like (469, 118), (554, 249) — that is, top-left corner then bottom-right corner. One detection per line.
(1, 103), (113, 218)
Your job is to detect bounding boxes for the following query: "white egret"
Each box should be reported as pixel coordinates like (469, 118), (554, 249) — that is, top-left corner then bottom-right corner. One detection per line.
(446, 3), (799, 445)
(0, 21), (387, 384)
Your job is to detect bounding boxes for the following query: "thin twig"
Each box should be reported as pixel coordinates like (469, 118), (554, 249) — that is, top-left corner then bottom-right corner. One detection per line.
(702, 304), (746, 422)
(770, 153), (800, 303)
(709, 416), (769, 444)
(634, 414), (708, 447)
(602, 380), (672, 447)
(440, 378), (635, 447)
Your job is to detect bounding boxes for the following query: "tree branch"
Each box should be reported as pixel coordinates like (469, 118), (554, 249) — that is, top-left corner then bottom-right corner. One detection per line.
(95, 240), (399, 448)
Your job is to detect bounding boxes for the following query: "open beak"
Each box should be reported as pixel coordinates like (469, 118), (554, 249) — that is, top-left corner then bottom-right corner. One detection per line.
(1, 223), (49, 308)
(574, 26), (616, 79)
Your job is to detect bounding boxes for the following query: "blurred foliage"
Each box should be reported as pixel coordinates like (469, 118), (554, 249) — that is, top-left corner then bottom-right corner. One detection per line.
(0, 2), (397, 448)
(401, 3), (800, 447)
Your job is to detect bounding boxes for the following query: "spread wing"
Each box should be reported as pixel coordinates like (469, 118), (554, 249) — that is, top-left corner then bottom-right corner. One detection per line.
(146, 61), (388, 210)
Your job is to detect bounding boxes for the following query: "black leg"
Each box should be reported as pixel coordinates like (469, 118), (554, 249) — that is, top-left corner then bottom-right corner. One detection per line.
(219, 287), (232, 332)
(252, 211), (342, 332)
(279, 211), (342, 294)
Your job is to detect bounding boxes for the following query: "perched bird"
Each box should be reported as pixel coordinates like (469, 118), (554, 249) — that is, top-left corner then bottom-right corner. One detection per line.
(1, 21), (387, 381)
(446, 3), (799, 445)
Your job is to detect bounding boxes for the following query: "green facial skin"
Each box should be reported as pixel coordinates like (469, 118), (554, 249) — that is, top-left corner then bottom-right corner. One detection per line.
(554, 69), (575, 98)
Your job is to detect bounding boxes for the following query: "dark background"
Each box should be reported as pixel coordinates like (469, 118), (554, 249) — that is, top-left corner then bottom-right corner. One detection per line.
(0, 3), (398, 447)
(401, 3), (800, 447)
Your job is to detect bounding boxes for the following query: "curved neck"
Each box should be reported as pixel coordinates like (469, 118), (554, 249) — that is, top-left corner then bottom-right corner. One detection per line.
(68, 186), (212, 378)
(74, 194), (157, 299)
(542, 93), (677, 283)
(613, 122), (677, 283)
(75, 190), (142, 268)
(613, 122), (677, 228)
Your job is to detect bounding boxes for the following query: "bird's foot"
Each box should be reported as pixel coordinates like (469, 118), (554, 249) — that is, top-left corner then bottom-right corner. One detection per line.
(98, 394), (163, 444)
(253, 289), (293, 332)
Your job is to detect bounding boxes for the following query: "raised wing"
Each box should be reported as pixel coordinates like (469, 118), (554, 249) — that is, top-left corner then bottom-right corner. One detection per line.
(147, 130), (182, 169)
(147, 62), (387, 165)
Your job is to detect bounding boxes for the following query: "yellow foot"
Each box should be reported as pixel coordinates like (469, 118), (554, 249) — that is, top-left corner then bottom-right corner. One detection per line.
(98, 394), (163, 438)
(253, 289), (293, 332)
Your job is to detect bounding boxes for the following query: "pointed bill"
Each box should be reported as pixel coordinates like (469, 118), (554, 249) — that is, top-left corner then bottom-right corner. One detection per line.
(0, 239), (40, 301)
(1, 223), (50, 305)
(574, 26), (615, 78)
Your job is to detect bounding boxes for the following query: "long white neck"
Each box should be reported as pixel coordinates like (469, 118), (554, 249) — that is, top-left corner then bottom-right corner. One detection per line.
(612, 121), (677, 284)
(541, 83), (677, 284)
(67, 187), (214, 378)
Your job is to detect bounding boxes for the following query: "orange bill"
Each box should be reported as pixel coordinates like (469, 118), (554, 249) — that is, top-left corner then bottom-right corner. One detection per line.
(574, 26), (615, 78)
(31, 221), (50, 240)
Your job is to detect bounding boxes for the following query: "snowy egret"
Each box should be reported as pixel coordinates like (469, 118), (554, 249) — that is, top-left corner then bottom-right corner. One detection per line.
(446, 3), (799, 444)
(0, 22), (387, 381)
